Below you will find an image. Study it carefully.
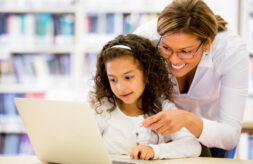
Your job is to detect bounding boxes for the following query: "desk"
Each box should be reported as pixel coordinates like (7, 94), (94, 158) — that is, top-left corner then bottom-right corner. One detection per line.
(0, 155), (252, 164)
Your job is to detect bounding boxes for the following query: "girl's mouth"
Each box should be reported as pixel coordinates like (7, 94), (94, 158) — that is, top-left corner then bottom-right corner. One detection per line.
(121, 92), (133, 98)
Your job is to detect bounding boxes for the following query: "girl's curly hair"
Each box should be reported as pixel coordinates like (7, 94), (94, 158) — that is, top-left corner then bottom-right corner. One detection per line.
(90, 34), (174, 116)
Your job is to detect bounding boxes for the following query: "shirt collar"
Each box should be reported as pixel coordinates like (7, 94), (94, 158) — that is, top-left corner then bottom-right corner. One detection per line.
(198, 50), (213, 67)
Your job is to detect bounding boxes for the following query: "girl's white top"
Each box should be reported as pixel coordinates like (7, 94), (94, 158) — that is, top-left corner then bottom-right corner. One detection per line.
(94, 98), (201, 159)
(133, 19), (249, 150)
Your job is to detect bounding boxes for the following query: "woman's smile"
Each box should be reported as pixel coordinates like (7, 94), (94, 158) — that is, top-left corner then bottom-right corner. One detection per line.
(171, 63), (187, 70)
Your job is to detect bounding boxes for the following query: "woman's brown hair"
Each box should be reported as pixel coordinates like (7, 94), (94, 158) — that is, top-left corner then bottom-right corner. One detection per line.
(157, 0), (227, 42)
(90, 34), (174, 116)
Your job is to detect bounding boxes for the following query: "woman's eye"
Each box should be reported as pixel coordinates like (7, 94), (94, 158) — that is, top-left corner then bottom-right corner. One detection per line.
(181, 50), (192, 54)
(162, 46), (169, 50)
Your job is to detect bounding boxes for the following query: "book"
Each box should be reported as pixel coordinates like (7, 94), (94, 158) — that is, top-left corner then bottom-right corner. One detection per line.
(0, 94), (4, 115)
(55, 14), (74, 46)
(18, 134), (35, 155)
(87, 14), (98, 33)
(0, 134), (4, 154)
(2, 134), (20, 155)
(2, 94), (19, 115)
(24, 93), (45, 99)
(106, 13), (115, 34)
(35, 14), (54, 46)
(249, 135), (253, 160)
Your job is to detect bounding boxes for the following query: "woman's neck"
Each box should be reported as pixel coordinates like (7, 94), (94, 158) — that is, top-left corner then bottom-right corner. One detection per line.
(117, 100), (144, 117)
(176, 67), (197, 94)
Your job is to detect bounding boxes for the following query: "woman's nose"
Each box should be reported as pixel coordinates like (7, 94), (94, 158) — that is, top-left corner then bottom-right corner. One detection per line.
(168, 53), (182, 64)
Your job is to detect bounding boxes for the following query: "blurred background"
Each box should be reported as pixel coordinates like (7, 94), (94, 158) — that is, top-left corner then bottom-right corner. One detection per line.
(0, 0), (252, 160)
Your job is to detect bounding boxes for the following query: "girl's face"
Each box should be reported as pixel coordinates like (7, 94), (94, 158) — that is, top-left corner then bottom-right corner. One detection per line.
(159, 33), (204, 78)
(106, 55), (146, 107)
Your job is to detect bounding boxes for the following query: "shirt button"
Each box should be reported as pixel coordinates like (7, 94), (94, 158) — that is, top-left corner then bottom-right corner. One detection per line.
(136, 132), (139, 136)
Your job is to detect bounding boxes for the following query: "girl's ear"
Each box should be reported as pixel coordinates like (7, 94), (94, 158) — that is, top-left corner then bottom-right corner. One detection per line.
(144, 72), (149, 84)
(203, 37), (213, 52)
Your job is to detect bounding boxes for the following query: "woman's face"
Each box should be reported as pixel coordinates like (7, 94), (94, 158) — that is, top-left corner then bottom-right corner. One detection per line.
(159, 33), (204, 78)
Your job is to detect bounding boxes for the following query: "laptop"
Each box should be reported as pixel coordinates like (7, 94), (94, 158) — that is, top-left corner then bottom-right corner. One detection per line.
(14, 98), (154, 164)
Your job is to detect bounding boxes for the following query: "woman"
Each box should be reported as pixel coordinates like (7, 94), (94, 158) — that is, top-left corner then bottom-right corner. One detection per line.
(134, 0), (249, 157)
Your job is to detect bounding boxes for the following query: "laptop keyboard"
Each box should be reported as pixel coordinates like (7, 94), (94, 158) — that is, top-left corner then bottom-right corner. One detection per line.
(112, 161), (135, 164)
(112, 160), (135, 164)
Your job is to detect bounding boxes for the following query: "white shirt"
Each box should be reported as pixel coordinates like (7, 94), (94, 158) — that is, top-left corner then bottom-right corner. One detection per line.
(133, 19), (249, 150)
(94, 98), (201, 159)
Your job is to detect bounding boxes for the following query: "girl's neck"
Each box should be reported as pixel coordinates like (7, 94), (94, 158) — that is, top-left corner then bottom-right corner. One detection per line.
(117, 100), (144, 117)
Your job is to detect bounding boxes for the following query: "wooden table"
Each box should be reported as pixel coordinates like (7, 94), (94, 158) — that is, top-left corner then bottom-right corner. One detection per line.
(0, 155), (252, 164)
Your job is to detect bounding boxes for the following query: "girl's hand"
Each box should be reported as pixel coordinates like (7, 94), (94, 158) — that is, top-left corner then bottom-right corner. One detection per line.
(130, 145), (154, 160)
(141, 110), (189, 136)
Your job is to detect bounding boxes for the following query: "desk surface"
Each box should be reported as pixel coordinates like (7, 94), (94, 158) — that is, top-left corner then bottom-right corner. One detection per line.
(0, 155), (252, 164)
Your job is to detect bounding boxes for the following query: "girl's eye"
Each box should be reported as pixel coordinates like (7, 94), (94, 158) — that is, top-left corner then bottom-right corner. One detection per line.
(125, 76), (134, 80)
(109, 78), (117, 83)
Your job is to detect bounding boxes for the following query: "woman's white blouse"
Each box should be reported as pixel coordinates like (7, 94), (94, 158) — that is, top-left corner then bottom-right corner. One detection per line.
(94, 99), (201, 159)
(133, 19), (249, 150)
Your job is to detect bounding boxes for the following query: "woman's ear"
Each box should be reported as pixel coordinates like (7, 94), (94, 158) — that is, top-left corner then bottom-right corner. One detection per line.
(203, 37), (213, 52)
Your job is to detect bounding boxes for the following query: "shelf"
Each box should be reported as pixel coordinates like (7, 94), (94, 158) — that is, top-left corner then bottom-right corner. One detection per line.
(85, 8), (162, 14)
(8, 47), (75, 54)
(0, 84), (48, 93)
(82, 34), (117, 53)
(242, 122), (253, 134)
(0, 77), (71, 93)
(0, 115), (26, 133)
(83, 0), (169, 13)
(0, 125), (26, 134)
(243, 122), (253, 129)
(0, 6), (77, 14)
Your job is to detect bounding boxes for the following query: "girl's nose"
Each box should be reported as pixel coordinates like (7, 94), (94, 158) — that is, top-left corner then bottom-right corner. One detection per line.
(116, 81), (126, 91)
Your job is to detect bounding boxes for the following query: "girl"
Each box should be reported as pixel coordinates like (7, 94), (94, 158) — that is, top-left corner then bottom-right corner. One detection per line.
(89, 34), (201, 160)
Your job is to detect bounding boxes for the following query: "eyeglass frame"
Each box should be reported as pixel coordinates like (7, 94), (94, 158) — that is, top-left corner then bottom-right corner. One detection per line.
(156, 37), (204, 60)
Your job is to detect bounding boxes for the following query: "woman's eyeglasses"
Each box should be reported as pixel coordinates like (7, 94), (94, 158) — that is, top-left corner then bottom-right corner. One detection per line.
(156, 37), (204, 60)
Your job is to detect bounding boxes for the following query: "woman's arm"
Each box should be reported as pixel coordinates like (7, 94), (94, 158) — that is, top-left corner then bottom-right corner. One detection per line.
(142, 110), (203, 138)
(141, 99), (203, 138)
(142, 33), (249, 149)
(198, 38), (249, 149)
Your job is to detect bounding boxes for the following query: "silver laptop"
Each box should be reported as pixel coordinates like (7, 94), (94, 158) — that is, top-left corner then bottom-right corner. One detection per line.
(14, 98), (154, 164)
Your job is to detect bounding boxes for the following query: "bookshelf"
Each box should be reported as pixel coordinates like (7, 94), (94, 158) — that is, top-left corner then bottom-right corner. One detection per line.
(237, 0), (253, 160)
(0, 0), (168, 155)
(0, 0), (252, 159)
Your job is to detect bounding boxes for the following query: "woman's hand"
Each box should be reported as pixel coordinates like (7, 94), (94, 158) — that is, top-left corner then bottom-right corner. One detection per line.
(141, 110), (203, 137)
(130, 145), (154, 160)
(141, 110), (191, 136)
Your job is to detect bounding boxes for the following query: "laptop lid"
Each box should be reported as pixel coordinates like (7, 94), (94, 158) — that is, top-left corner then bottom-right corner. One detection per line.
(14, 98), (112, 164)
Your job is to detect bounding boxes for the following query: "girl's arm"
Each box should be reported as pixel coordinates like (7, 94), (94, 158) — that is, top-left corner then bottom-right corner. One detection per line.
(94, 112), (106, 134)
(149, 128), (201, 159)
